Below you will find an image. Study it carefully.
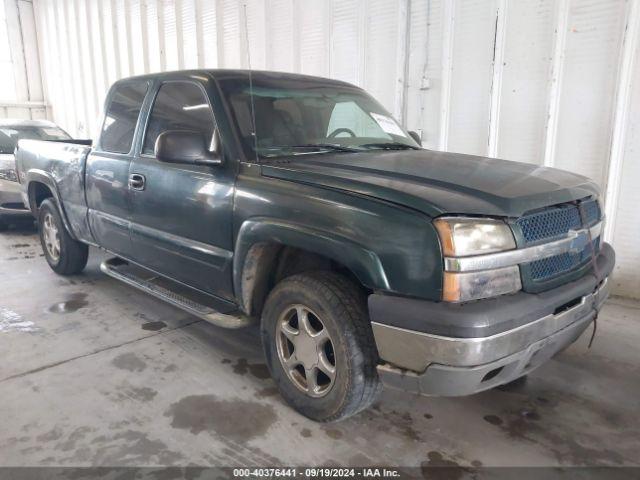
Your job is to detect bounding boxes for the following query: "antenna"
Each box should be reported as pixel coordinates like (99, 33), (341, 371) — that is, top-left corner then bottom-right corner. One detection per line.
(242, 2), (259, 163)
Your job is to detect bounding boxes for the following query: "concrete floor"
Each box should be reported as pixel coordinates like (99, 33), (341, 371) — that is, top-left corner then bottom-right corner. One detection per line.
(1, 223), (639, 469)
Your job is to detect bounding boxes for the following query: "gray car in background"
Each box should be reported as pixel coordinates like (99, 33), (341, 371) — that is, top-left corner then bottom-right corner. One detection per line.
(0, 119), (71, 229)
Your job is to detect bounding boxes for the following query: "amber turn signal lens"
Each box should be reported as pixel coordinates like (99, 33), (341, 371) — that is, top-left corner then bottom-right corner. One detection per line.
(433, 219), (456, 257)
(442, 271), (461, 302)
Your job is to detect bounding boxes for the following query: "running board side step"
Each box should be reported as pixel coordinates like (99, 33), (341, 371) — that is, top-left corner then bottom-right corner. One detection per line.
(100, 257), (252, 329)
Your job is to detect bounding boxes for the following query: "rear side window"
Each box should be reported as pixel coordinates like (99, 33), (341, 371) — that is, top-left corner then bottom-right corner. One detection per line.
(100, 81), (148, 154)
(143, 82), (215, 155)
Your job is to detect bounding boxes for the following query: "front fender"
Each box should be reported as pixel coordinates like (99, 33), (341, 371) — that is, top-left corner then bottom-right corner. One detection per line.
(233, 218), (390, 301)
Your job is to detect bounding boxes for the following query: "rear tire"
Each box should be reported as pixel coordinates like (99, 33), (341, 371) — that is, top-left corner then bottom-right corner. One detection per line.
(0, 217), (7, 232)
(38, 198), (88, 275)
(261, 271), (381, 422)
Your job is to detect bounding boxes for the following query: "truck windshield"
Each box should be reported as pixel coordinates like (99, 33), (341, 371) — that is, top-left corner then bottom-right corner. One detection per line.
(217, 76), (419, 160)
(0, 125), (70, 154)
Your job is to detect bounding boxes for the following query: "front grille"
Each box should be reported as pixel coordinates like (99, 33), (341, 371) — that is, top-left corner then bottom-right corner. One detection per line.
(516, 205), (581, 244)
(581, 198), (601, 226)
(528, 238), (600, 281)
(517, 198), (601, 282)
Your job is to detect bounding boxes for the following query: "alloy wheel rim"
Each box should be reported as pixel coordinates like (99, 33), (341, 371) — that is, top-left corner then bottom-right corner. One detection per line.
(42, 213), (61, 262)
(275, 304), (337, 398)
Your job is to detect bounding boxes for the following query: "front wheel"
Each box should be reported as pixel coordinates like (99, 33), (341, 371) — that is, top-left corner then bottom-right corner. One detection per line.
(38, 198), (88, 275)
(261, 271), (381, 422)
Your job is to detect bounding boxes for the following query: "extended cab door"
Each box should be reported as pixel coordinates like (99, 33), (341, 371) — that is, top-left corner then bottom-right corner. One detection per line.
(128, 78), (236, 299)
(86, 80), (149, 256)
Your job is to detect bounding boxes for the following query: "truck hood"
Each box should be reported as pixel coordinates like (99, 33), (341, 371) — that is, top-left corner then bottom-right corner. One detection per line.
(261, 149), (600, 218)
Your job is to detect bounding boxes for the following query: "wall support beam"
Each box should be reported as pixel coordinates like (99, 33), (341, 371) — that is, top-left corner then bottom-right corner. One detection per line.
(4, 0), (30, 102)
(603, 0), (640, 243)
(438, 0), (455, 150)
(542, 0), (570, 168)
(394, 0), (411, 125)
(487, 0), (507, 158)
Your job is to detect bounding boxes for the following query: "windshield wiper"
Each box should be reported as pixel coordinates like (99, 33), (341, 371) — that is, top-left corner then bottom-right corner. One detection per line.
(258, 144), (361, 156)
(359, 142), (420, 150)
(288, 143), (361, 152)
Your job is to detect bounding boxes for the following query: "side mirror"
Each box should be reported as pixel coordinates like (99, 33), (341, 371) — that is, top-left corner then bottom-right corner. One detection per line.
(408, 130), (422, 145)
(155, 129), (222, 166)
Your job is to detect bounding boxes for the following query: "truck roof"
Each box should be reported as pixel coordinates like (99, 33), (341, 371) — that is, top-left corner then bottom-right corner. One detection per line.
(112, 69), (358, 89)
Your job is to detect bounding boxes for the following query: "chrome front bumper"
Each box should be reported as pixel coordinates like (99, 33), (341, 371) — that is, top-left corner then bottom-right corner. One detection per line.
(373, 277), (610, 396)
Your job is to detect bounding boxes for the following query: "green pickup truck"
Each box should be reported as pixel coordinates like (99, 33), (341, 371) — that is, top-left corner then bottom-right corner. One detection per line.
(14, 70), (613, 421)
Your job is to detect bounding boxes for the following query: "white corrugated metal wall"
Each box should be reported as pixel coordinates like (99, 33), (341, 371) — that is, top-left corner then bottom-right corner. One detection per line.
(5, 0), (640, 299)
(0, 0), (46, 118)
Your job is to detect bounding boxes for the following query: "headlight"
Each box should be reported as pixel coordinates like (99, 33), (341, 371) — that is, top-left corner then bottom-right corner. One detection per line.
(0, 157), (18, 182)
(0, 168), (18, 182)
(434, 217), (520, 302)
(434, 217), (516, 256)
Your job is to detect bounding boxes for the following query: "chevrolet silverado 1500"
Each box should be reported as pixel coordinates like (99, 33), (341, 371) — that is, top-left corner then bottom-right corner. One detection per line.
(14, 70), (614, 421)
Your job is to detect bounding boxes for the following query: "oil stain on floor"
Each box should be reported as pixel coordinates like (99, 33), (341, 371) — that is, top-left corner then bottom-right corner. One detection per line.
(165, 394), (276, 442)
(112, 352), (147, 372)
(230, 358), (271, 380)
(141, 321), (167, 331)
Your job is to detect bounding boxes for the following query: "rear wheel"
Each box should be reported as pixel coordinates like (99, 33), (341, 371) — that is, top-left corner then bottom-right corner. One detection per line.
(0, 217), (7, 232)
(38, 198), (88, 275)
(261, 271), (381, 422)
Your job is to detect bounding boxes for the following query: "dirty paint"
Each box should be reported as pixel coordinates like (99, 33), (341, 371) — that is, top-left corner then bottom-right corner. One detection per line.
(112, 353), (147, 372)
(165, 394), (276, 442)
(300, 428), (312, 438)
(48, 293), (88, 314)
(0, 307), (37, 333)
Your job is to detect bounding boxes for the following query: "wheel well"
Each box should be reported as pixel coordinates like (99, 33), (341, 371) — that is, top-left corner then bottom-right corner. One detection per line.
(28, 181), (54, 212)
(240, 243), (368, 318)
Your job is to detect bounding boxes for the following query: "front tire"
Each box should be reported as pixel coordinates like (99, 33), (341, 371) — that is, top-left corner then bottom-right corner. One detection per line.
(38, 198), (88, 275)
(261, 271), (381, 422)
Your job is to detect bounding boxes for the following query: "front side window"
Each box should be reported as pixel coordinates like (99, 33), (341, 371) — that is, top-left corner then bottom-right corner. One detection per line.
(143, 82), (215, 155)
(100, 81), (148, 154)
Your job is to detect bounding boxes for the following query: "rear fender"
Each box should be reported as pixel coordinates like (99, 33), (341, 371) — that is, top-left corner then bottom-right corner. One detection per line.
(26, 170), (76, 239)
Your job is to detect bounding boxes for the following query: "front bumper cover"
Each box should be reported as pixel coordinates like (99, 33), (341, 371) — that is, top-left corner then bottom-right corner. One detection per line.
(370, 243), (614, 396)
(0, 179), (30, 218)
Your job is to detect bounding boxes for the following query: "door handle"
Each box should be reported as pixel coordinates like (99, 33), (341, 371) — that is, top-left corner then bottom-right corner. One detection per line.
(129, 173), (146, 191)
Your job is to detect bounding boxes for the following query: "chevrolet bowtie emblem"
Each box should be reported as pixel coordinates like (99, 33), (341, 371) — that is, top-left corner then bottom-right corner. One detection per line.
(567, 230), (589, 254)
